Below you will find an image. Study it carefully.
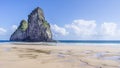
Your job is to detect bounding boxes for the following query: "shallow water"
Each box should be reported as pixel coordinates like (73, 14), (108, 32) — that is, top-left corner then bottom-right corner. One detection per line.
(103, 56), (120, 61)
(92, 52), (120, 61)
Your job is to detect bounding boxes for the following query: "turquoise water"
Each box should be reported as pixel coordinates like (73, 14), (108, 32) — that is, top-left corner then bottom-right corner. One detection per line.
(1, 40), (120, 46)
(58, 40), (120, 43)
(58, 40), (120, 45)
(1, 40), (120, 43)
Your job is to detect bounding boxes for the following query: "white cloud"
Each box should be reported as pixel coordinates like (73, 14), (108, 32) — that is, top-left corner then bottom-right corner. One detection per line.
(51, 24), (69, 36)
(51, 19), (120, 40)
(12, 25), (17, 30)
(101, 22), (118, 36)
(0, 28), (7, 35)
(65, 19), (97, 36)
(100, 22), (120, 40)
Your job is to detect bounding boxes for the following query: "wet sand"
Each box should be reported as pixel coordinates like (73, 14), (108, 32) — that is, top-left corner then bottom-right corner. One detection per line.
(0, 44), (120, 68)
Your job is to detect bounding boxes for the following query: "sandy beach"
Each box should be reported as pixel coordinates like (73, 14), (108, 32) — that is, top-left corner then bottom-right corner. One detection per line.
(0, 44), (120, 68)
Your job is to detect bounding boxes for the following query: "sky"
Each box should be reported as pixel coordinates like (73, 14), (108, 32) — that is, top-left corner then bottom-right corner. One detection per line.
(1, 0), (120, 40)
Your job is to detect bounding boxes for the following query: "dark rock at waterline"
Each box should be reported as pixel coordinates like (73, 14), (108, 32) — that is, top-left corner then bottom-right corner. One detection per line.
(10, 7), (53, 42)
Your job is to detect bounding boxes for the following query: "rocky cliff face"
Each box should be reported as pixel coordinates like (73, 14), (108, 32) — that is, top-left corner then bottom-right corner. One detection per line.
(10, 7), (53, 42)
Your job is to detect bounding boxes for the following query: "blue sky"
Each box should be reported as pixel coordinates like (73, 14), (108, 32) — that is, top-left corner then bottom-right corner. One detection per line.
(1, 0), (120, 40)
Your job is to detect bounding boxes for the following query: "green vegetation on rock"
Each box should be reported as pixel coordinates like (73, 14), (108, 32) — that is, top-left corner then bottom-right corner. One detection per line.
(20, 20), (28, 31)
(43, 20), (49, 28)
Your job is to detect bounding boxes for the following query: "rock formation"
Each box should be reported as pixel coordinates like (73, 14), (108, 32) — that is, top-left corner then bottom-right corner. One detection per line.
(10, 7), (53, 42)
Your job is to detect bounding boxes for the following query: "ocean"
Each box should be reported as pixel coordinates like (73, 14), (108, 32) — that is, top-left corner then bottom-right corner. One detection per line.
(1, 40), (120, 46)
